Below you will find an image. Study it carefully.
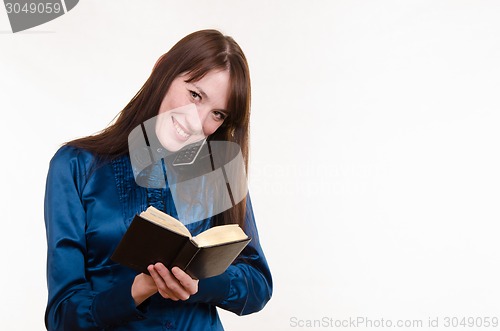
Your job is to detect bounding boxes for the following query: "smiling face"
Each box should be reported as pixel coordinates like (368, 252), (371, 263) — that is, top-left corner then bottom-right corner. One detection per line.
(155, 69), (230, 152)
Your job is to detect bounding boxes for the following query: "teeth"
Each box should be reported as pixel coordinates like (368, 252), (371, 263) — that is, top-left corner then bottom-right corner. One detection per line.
(173, 120), (190, 138)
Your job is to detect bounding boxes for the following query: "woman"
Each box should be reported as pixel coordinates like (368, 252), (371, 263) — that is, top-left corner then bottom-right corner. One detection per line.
(44, 29), (272, 330)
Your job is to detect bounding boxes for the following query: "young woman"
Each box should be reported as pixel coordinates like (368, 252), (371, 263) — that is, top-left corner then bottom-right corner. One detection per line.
(44, 29), (272, 331)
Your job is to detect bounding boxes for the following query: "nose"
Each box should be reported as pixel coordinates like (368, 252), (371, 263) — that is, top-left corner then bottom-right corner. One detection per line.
(196, 106), (212, 134)
(182, 105), (204, 135)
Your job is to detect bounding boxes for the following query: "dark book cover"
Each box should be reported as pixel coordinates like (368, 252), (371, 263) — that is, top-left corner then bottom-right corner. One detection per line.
(172, 237), (251, 279)
(111, 214), (251, 279)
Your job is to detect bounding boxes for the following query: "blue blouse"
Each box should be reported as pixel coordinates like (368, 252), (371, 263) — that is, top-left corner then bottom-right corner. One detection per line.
(44, 146), (272, 330)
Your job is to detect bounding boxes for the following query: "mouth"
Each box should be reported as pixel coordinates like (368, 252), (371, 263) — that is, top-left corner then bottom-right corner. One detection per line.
(172, 116), (191, 139)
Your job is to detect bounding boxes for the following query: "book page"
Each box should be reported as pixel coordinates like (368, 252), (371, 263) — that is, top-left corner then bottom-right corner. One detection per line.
(192, 224), (248, 247)
(141, 206), (191, 237)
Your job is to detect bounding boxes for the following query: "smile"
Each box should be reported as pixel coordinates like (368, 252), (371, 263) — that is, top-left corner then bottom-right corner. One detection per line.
(172, 117), (191, 139)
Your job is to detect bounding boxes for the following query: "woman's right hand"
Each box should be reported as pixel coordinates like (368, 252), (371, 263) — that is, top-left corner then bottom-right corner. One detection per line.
(131, 272), (158, 306)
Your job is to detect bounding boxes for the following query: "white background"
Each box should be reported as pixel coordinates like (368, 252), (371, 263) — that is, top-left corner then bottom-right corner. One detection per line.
(1, 1), (500, 330)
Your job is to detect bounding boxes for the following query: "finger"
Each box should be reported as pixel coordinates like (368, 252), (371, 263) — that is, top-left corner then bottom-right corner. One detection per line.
(171, 267), (199, 295)
(154, 263), (191, 300)
(148, 265), (180, 301)
(154, 263), (190, 300)
(149, 265), (179, 300)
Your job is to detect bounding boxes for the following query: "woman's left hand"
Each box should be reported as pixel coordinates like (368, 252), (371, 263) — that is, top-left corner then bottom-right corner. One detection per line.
(147, 263), (199, 301)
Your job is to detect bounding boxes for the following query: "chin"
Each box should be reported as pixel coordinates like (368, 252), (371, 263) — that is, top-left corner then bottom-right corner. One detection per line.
(159, 139), (184, 152)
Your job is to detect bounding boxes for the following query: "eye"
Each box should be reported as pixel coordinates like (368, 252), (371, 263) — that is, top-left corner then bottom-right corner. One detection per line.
(189, 90), (201, 101)
(212, 111), (227, 122)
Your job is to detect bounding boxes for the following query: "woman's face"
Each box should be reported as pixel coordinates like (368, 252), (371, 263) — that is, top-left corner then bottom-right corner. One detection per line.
(155, 69), (230, 152)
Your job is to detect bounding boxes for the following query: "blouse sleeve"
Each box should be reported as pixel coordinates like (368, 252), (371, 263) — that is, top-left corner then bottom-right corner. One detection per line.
(44, 147), (147, 331)
(186, 195), (273, 315)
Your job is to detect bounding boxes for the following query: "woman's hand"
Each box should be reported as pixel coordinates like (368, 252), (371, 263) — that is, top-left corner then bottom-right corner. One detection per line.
(131, 272), (158, 306)
(148, 263), (199, 301)
(131, 263), (198, 306)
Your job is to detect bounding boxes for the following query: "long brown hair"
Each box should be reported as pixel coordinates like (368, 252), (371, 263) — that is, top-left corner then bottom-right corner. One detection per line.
(67, 29), (251, 228)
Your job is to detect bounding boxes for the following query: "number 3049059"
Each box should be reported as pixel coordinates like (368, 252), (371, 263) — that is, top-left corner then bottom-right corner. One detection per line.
(5, 2), (62, 14)
(443, 317), (498, 328)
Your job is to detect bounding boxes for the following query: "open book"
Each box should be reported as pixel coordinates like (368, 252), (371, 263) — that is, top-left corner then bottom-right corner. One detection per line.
(111, 206), (251, 279)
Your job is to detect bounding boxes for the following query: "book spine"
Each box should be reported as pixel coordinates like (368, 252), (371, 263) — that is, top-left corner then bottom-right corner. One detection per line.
(171, 240), (200, 277)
